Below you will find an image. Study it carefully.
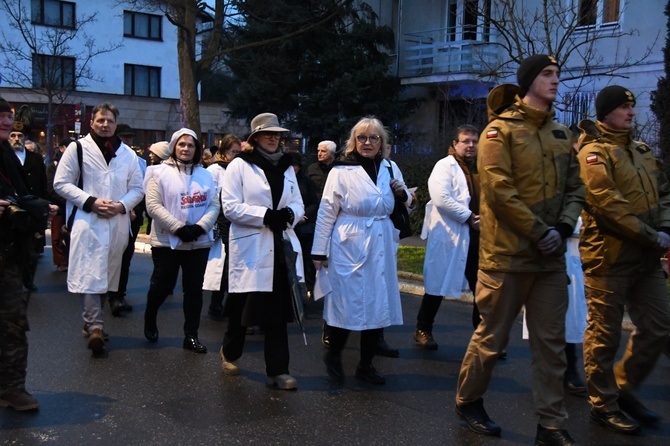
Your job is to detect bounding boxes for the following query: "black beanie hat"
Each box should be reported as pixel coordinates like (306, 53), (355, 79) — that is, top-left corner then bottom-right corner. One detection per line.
(517, 54), (559, 97)
(595, 85), (635, 121)
(0, 97), (12, 114)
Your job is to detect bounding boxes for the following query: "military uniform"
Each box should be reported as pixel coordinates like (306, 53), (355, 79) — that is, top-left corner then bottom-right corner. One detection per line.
(578, 119), (670, 412)
(0, 139), (35, 406)
(455, 83), (584, 429)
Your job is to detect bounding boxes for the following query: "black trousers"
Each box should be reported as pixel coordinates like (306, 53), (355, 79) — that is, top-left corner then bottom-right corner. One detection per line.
(417, 233), (480, 331)
(324, 323), (381, 367)
(221, 306), (290, 377)
(113, 213), (143, 298)
(145, 247), (209, 337)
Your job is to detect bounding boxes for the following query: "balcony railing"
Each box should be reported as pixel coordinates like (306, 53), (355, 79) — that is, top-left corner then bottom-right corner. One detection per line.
(400, 26), (499, 78)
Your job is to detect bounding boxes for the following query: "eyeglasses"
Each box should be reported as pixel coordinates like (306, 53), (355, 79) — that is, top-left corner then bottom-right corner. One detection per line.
(457, 139), (477, 146)
(260, 132), (282, 139)
(356, 135), (381, 144)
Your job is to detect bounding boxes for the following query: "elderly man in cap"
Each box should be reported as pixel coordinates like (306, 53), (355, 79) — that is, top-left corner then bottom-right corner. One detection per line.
(453, 55), (584, 446)
(0, 97), (57, 411)
(8, 109), (48, 290)
(577, 86), (670, 435)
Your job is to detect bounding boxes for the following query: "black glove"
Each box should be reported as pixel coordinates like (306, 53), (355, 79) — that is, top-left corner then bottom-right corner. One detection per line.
(264, 208), (291, 233)
(175, 225), (197, 242)
(186, 224), (205, 238)
(555, 223), (573, 240)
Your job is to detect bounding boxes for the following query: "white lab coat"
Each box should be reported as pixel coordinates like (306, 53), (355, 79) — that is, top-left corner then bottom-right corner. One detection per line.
(421, 155), (472, 298)
(312, 159), (404, 330)
(221, 156), (305, 293)
(53, 135), (144, 294)
(203, 162), (227, 291)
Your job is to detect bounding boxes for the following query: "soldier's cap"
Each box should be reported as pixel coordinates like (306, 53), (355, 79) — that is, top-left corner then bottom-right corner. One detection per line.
(596, 85), (636, 121)
(12, 104), (32, 135)
(517, 54), (560, 97)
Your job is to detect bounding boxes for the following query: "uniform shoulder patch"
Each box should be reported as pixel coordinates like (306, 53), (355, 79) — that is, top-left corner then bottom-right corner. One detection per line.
(486, 129), (499, 139)
(552, 130), (567, 139)
(585, 154), (599, 164)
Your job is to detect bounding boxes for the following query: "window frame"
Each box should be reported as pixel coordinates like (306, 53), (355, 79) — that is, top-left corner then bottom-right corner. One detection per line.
(575, 0), (622, 30)
(123, 10), (163, 41)
(32, 53), (76, 90)
(124, 64), (161, 98)
(31, 0), (75, 29)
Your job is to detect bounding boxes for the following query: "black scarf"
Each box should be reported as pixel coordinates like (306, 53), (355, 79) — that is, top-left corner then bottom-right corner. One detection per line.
(90, 132), (122, 165)
(335, 151), (382, 184)
(238, 148), (292, 209)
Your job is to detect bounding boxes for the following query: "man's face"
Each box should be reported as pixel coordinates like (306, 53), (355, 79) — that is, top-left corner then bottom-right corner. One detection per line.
(453, 131), (478, 159)
(528, 65), (560, 105)
(0, 112), (13, 141)
(317, 144), (334, 164)
(8, 131), (25, 151)
(90, 110), (117, 137)
(119, 135), (134, 146)
(602, 102), (636, 131)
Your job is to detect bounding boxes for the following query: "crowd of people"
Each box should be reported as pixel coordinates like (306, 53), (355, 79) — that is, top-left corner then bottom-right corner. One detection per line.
(1, 52), (669, 446)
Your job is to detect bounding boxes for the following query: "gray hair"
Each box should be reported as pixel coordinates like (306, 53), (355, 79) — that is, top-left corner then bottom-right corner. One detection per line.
(318, 140), (337, 153)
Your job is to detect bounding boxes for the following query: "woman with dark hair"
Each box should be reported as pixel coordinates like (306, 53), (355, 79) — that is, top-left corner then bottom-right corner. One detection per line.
(312, 117), (409, 385)
(143, 128), (219, 353)
(219, 113), (304, 390)
(204, 134), (242, 319)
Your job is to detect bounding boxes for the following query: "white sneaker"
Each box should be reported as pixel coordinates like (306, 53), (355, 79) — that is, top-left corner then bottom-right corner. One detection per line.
(266, 374), (298, 390)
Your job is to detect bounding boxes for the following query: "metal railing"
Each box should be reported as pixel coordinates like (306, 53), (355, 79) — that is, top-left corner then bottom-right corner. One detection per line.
(400, 27), (499, 77)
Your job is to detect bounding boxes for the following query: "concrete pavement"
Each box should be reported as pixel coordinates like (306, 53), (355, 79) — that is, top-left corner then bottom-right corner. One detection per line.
(2, 241), (668, 445)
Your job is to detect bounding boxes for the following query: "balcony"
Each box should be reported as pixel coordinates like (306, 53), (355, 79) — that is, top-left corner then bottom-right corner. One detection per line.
(400, 26), (499, 85)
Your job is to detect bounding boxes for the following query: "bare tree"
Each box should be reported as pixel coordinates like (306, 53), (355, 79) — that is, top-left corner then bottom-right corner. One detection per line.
(116, 0), (349, 134)
(0, 0), (122, 159)
(468, 0), (659, 119)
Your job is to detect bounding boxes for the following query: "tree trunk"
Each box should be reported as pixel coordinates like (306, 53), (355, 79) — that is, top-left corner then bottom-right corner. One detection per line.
(175, 2), (201, 134)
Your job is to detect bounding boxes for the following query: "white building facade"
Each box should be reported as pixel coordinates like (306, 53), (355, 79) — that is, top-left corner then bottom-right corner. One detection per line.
(365, 0), (665, 151)
(0, 0), (244, 156)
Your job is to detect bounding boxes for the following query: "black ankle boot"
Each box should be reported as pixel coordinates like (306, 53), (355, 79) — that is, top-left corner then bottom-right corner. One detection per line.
(564, 343), (586, 396)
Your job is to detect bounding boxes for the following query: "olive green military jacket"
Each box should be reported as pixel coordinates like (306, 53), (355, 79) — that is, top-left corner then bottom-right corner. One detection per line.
(577, 120), (670, 275)
(477, 84), (585, 272)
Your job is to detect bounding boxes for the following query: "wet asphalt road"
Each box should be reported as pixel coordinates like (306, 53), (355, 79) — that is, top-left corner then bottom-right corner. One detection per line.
(2, 245), (670, 445)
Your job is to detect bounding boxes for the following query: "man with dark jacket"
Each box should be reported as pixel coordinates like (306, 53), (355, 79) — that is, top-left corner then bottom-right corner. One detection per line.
(454, 55), (584, 446)
(9, 114), (47, 289)
(306, 140), (336, 198)
(0, 97), (57, 411)
(577, 86), (670, 435)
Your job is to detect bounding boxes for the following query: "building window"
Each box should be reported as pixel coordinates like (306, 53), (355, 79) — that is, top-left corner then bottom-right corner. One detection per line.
(577, 0), (621, 27)
(445, 0), (491, 42)
(124, 64), (160, 97)
(124, 11), (162, 40)
(31, 0), (75, 28)
(32, 54), (75, 90)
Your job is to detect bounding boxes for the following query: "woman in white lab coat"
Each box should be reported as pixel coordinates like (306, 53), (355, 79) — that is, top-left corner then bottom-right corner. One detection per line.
(312, 117), (408, 385)
(219, 113), (304, 390)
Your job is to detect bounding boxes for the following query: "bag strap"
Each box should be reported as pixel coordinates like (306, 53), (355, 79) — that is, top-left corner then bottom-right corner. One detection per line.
(66, 141), (83, 229)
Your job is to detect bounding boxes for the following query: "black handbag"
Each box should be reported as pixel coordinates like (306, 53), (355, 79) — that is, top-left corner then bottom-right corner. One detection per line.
(386, 165), (412, 239)
(58, 141), (83, 257)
